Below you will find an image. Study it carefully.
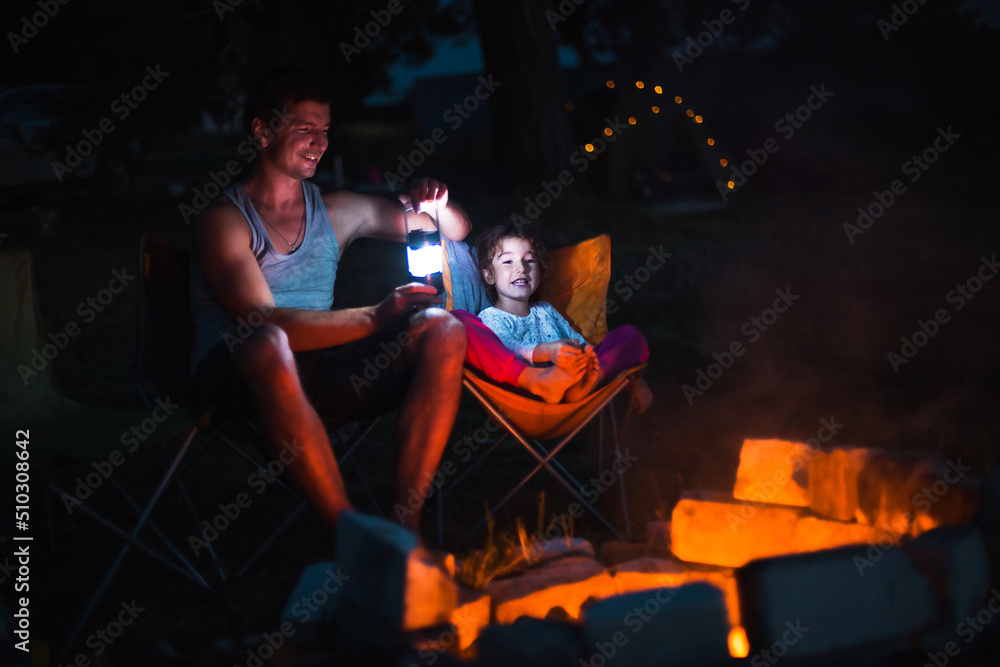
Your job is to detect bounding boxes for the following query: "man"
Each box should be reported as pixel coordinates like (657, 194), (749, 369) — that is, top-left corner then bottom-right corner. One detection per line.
(189, 67), (470, 532)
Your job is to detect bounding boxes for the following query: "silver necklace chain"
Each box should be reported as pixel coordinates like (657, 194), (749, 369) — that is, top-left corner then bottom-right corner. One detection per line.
(256, 205), (305, 253)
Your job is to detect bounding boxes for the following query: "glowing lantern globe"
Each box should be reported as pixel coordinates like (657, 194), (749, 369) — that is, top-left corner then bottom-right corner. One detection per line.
(405, 206), (444, 294)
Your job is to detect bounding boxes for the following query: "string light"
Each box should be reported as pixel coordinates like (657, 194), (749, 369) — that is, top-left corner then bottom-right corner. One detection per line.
(727, 181), (735, 189)
(686, 109), (694, 117)
(675, 96), (682, 104)
(707, 138), (715, 145)
(654, 85), (662, 94)
(628, 117), (637, 125)
(652, 106), (660, 114)
(720, 159), (728, 167)
(695, 115), (703, 123)
(606, 80), (615, 89)
(604, 127), (613, 136)
(636, 81), (644, 89)
(585, 143), (595, 152)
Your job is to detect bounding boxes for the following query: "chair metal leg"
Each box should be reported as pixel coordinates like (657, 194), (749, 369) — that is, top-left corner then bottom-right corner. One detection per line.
(436, 432), (509, 546)
(55, 425), (208, 663)
(452, 372), (641, 548)
(237, 500), (309, 577)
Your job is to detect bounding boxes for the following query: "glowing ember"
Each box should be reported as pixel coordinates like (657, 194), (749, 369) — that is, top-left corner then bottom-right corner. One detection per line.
(728, 626), (750, 658)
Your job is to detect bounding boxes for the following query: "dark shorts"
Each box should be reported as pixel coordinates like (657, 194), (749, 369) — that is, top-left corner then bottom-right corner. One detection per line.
(193, 319), (417, 426)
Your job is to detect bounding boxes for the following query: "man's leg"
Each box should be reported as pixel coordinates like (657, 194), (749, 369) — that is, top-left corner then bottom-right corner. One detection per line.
(392, 308), (467, 532)
(231, 324), (353, 527)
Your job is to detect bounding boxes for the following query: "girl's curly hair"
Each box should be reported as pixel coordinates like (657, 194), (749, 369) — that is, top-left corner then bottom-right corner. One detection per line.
(474, 222), (551, 304)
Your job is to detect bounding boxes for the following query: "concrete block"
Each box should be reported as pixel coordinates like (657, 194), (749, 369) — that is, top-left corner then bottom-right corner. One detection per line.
(609, 557), (688, 595)
(484, 556), (615, 624)
(280, 561), (348, 646)
(452, 587), (491, 652)
(478, 619), (582, 667)
(670, 490), (885, 567)
(807, 446), (881, 521)
(733, 438), (812, 507)
(904, 525), (991, 650)
(857, 452), (979, 535)
(336, 511), (456, 631)
(737, 544), (939, 658)
(527, 536), (595, 565)
(581, 581), (731, 667)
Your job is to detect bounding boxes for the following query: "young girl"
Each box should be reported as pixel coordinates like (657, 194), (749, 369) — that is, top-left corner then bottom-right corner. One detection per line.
(470, 222), (652, 409)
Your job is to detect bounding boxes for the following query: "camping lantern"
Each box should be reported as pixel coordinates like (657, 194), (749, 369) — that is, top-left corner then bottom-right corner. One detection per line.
(404, 205), (444, 294)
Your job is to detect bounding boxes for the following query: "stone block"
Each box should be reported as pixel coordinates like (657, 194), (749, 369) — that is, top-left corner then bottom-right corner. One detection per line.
(581, 581), (731, 666)
(857, 452), (979, 535)
(280, 561), (348, 646)
(904, 525), (991, 650)
(670, 490), (886, 567)
(733, 438), (812, 507)
(737, 544), (939, 658)
(452, 587), (491, 652)
(484, 556), (616, 624)
(336, 511), (456, 631)
(807, 446), (881, 521)
(609, 557), (688, 595)
(478, 619), (582, 667)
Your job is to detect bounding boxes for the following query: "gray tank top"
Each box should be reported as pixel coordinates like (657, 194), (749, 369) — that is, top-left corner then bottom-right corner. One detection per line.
(189, 180), (341, 373)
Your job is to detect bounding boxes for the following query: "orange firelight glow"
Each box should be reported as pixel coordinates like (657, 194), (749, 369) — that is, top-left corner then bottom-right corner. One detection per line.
(729, 626), (750, 658)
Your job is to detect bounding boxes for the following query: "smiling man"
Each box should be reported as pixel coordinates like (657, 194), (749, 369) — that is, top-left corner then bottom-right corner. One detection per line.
(188, 67), (471, 532)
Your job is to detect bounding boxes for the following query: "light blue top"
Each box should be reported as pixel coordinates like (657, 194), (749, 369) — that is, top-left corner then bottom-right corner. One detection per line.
(478, 301), (585, 363)
(189, 180), (341, 373)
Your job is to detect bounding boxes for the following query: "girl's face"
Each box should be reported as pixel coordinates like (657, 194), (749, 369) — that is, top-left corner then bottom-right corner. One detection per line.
(485, 236), (540, 307)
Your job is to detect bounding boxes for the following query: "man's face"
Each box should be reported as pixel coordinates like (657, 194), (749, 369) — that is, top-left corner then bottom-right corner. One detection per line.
(263, 99), (330, 180)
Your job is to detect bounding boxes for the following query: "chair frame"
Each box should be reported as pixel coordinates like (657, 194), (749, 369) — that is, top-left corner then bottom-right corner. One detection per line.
(54, 235), (382, 660)
(436, 364), (644, 548)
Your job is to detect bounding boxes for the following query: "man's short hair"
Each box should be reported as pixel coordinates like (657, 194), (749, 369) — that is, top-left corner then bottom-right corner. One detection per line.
(243, 66), (333, 133)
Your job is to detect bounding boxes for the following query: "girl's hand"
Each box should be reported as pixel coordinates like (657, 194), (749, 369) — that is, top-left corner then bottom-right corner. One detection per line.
(535, 340), (590, 370)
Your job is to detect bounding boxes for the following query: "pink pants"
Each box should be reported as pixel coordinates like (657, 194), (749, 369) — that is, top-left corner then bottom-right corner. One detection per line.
(451, 310), (649, 387)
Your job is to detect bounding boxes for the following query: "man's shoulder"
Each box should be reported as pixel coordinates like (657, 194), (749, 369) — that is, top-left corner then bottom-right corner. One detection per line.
(195, 191), (250, 245)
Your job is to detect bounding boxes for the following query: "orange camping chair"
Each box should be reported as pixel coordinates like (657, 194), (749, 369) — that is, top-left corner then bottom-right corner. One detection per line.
(437, 234), (644, 547)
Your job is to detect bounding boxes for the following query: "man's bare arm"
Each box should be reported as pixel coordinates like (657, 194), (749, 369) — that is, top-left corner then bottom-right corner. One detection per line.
(325, 178), (471, 250)
(195, 200), (438, 352)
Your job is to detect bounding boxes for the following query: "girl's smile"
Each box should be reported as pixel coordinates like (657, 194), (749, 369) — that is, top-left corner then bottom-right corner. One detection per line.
(484, 236), (540, 315)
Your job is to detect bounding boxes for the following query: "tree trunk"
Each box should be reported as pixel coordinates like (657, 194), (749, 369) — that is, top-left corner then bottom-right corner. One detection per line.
(472, 0), (575, 196)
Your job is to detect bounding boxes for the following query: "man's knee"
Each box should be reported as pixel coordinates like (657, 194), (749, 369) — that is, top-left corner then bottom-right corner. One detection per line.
(410, 308), (467, 357)
(233, 323), (294, 377)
